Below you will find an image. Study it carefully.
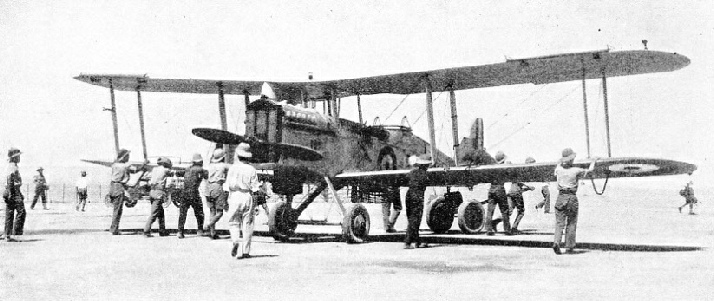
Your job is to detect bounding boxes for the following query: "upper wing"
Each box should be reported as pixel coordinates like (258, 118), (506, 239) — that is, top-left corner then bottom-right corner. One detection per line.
(334, 157), (697, 187)
(74, 50), (689, 98)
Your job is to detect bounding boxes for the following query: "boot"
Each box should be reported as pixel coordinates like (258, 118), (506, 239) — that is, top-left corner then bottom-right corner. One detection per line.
(177, 230), (185, 239)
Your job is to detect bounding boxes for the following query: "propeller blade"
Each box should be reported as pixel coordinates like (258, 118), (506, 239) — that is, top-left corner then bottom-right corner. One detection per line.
(192, 128), (245, 144)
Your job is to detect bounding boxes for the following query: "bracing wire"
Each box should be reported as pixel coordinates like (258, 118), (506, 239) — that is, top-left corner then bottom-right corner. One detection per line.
(413, 92), (443, 124)
(384, 94), (412, 123)
(488, 85), (580, 149)
(486, 84), (550, 131)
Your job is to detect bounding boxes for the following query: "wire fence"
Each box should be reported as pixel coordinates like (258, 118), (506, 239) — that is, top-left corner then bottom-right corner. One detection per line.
(16, 184), (107, 204)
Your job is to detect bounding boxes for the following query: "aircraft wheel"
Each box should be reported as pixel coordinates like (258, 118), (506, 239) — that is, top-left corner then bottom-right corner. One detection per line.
(426, 196), (454, 234)
(457, 201), (485, 234)
(342, 204), (370, 243)
(268, 200), (297, 242)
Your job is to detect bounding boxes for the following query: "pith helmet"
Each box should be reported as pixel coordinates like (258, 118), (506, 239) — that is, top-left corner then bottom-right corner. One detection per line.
(561, 148), (576, 163)
(407, 155), (418, 166)
(235, 143), (252, 158)
(525, 157), (536, 164)
(494, 151), (506, 164)
(157, 157), (173, 168)
(117, 149), (130, 160)
(7, 147), (22, 159)
(191, 153), (203, 163)
(211, 148), (225, 163)
(415, 154), (432, 166)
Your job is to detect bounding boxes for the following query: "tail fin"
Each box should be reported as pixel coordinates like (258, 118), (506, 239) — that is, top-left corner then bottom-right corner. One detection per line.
(457, 118), (496, 166)
(470, 117), (484, 150)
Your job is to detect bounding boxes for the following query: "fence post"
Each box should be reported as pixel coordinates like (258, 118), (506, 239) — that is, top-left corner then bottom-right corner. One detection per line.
(98, 184), (101, 204)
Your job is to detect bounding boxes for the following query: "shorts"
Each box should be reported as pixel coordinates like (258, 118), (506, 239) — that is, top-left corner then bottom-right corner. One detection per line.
(207, 191), (228, 211)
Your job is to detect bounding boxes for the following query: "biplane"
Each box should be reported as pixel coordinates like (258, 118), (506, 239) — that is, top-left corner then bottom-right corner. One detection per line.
(75, 48), (696, 243)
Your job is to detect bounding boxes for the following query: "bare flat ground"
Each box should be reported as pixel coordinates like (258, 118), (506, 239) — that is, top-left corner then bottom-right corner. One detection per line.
(1, 184), (713, 300)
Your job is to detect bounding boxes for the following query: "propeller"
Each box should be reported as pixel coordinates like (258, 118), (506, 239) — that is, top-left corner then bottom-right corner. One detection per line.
(191, 128), (323, 161)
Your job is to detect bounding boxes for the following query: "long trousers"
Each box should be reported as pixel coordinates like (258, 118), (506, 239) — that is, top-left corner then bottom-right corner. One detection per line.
(109, 194), (124, 235)
(404, 190), (424, 245)
(554, 193), (579, 249)
(511, 195), (525, 230)
(144, 198), (166, 234)
(76, 191), (87, 211)
(226, 192), (255, 255)
(178, 201), (205, 233)
(484, 195), (511, 233)
(4, 200), (26, 236)
(31, 190), (47, 209)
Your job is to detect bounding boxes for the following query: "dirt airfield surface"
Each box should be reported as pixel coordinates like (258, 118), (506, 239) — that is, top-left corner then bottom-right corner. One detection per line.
(2, 185), (713, 300)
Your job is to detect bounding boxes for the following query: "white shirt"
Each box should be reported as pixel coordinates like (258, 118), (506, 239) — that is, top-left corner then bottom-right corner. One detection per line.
(226, 161), (260, 193)
(76, 177), (88, 190)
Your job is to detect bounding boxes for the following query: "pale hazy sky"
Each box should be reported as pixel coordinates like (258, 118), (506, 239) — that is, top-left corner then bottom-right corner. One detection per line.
(1, 1), (713, 183)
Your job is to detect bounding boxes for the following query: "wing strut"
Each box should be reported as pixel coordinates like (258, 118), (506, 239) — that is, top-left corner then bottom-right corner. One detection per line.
(590, 176), (610, 195)
(136, 89), (148, 161)
(217, 82), (230, 161)
(449, 90), (459, 166)
(357, 93), (363, 124)
(601, 69), (612, 157)
(108, 79), (120, 155)
(424, 78), (437, 164)
(581, 56), (592, 158)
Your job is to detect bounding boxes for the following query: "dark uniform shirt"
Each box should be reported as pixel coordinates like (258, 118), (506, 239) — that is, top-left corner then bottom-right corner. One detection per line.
(182, 164), (207, 200)
(33, 174), (47, 192)
(407, 168), (429, 194)
(4, 163), (22, 201)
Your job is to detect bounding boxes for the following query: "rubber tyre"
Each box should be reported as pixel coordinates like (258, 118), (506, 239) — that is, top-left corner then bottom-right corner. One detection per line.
(268, 200), (297, 242)
(457, 201), (485, 234)
(342, 204), (371, 243)
(426, 196), (454, 234)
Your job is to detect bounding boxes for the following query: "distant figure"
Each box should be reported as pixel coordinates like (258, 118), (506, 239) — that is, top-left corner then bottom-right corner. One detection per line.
(226, 143), (261, 259)
(204, 149), (230, 240)
(178, 153), (207, 239)
(508, 181), (535, 234)
(3, 147), (26, 241)
(75, 171), (88, 212)
(678, 181), (698, 215)
(404, 154), (431, 249)
(552, 148), (596, 255)
(31, 167), (48, 210)
(108, 149), (143, 235)
(484, 151), (511, 236)
(144, 157), (173, 237)
(535, 184), (551, 214)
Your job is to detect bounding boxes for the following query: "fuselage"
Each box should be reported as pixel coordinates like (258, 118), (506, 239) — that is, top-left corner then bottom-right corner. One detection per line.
(244, 99), (453, 177)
